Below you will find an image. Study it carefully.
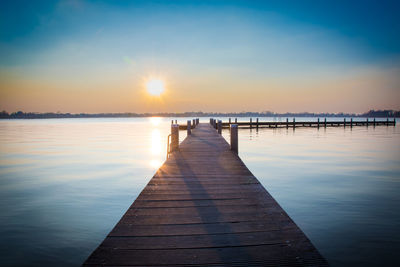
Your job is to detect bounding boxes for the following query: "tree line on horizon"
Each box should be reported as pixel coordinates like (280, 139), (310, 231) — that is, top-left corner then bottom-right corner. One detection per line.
(0, 109), (398, 119)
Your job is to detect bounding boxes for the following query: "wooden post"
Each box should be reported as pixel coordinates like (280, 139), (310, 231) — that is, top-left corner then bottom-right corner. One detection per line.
(351, 118), (353, 128)
(235, 118), (237, 123)
(293, 118), (295, 129)
(366, 118), (369, 127)
(214, 119), (217, 129)
(387, 117), (389, 126)
(210, 118), (212, 125)
(218, 120), (222, 134)
(373, 118), (376, 127)
(317, 118), (320, 128)
(193, 119), (196, 128)
(286, 118), (289, 129)
(171, 124), (179, 152)
(197, 118), (199, 125)
(171, 120), (173, 124)
(230, 124), (238, 154)
(344, 118), (346, 128)
(256, 118), (259, 129)
(229, 118), (231, 124)
(324, 118), (327, 128)
(175, 120), (177, 124)
(187, 120), (191, 135)
(250, 118), (252, 128)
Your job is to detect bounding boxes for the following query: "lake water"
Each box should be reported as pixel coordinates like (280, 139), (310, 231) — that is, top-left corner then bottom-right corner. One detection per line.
(0, 118), (399, 266)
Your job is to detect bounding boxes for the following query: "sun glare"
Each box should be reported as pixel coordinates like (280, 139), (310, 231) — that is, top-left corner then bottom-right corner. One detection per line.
(146, 79), (165, 96)
(150, 117), (161, 126)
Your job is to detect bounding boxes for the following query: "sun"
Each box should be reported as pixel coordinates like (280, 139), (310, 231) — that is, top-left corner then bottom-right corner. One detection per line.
(146, 79), (165, 96)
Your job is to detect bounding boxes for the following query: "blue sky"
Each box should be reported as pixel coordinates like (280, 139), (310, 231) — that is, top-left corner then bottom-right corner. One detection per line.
(0, 0), (399, 113)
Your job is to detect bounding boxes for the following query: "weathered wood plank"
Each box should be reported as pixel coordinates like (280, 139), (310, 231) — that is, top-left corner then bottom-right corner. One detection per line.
(101, 230), (307, 249)
(108, 220), (298, 237)
(131, 198), (272, 208)
(84, 245), (325, 266)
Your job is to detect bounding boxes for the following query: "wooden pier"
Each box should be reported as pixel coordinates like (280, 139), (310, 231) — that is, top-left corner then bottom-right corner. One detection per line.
(84, 123), (327, 266)
(179, 117), (396, 129)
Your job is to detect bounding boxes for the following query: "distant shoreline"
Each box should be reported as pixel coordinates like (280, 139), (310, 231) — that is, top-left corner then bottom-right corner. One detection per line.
(0, 110), (398, 119)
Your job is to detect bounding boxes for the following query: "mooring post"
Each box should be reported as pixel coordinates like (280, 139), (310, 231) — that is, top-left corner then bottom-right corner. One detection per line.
(187, 120), (191, 135)
(229, 118), (231, 124)
(324, 118), (327, 128)
(293, 118), (296, 129)
(351, 118), (353, 127)
(197, 118), (199, 125)
(230, 124), (238, 154)
(366, 118), (369, 127)
(373, 118), (376, 127)
(344, 118), (346, 128)
(286, 118), (289, 129)
(214, 119), (217, 129)
(218, 120), (222, 134)
(256, 118), (259, 129)
(171, 124), (179, 152)
(193, 119), (196, 128)
(317, 118), (320, 128)
(210, 118), (212, 125)
(250, 118), (252, 128)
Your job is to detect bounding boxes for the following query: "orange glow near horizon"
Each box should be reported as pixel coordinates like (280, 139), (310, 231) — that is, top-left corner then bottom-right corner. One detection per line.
(0, 66), (399, 114)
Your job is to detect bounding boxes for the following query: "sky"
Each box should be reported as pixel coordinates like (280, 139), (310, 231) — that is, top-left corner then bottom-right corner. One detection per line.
(0, 0), (399, 113)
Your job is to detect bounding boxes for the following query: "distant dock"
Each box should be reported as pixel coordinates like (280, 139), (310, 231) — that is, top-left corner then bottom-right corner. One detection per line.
(84, 122), (327, 266)
(178, 117), (396, 130)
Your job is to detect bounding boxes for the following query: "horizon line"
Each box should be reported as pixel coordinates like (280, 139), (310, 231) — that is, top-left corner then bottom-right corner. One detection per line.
(1, 109), (399, 118)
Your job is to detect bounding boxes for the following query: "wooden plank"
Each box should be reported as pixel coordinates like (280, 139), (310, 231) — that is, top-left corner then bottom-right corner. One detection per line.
(127, 205), (282, 216)
(101, 230), (307, 249)
(135, 192), (269, 201)
(131, 198), (272, 208)
(109, 221), (293, 237)
(117, 211), (288, 225)
(84, 245), (325, 266)
(83, 123), (327, 266)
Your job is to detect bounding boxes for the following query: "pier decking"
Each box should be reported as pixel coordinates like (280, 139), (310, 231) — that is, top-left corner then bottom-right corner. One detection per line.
(84, 123), (327, 266)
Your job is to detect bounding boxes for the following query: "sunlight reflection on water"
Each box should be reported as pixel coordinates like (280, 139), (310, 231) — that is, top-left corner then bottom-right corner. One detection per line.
(0, 118), (186, 266)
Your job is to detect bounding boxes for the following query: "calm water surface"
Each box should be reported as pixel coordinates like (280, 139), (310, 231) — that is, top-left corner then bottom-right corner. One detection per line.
(0, 118), (399, 266)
